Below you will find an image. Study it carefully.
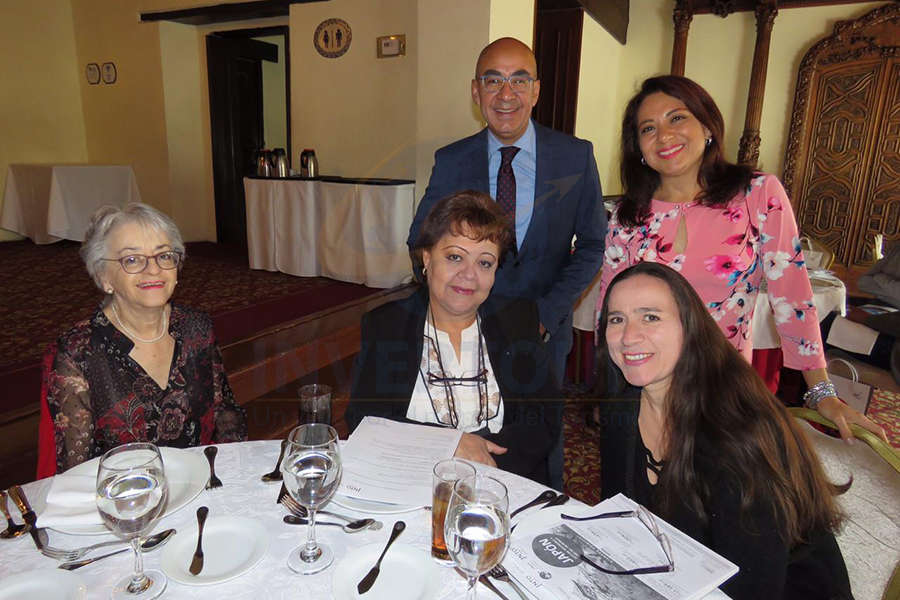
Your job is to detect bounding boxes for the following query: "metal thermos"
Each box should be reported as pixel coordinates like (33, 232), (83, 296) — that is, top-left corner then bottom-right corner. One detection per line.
(300, 149), (318, 178)
(272, 148), (289, 178)
(256, 150), (272, 177)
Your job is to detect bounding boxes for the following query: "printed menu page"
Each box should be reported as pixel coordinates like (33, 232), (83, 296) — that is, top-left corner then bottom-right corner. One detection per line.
(338, 417), (462, 506)
(504, 494), (738, 600)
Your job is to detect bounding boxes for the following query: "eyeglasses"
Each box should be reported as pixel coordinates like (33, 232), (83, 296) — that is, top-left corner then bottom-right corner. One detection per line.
(562, 506), (674, 575)
(476, 75), (535, 93)
(100, 251), (182, 274)
(426, 368), (488, 387)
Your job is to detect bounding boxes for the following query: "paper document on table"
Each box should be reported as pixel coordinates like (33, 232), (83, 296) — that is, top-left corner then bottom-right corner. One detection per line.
(503, 494), (737, 600)
(338, 417), (462, 506)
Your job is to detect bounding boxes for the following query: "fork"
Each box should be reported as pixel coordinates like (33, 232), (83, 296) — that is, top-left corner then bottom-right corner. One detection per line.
(41, 537), (128, 561)
(489, 564), (530, 600)
(204, 446), (222, 490)
(280, 494), (368, 525)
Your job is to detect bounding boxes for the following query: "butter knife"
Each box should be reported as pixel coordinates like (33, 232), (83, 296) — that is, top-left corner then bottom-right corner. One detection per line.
(189, 506), (209, 575)
(356, 520), (405, 594)
(8, 485), (45, 550)
(479, 574), (512, 600)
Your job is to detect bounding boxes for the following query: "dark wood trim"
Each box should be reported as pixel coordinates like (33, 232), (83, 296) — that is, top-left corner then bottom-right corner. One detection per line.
(691, 0), (879, 17)
(737, 0), (778, 167)
(671, 0), (694, 75)
(141, 0), (325, 26)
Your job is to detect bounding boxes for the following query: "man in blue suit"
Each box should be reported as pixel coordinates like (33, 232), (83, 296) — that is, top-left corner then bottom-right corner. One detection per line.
(408, 37), (606, 384)
(408, 38), (605, 489)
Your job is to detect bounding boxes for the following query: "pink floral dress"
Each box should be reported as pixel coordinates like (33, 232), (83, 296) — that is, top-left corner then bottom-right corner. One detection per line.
(597, 174), (826, 371)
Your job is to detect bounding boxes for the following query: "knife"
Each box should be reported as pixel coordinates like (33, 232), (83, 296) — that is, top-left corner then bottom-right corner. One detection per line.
(479, 574), (512, 600)
(189, 506), (209, 575)
(8, 485), (45, 550)
(356, 520), (405, 594)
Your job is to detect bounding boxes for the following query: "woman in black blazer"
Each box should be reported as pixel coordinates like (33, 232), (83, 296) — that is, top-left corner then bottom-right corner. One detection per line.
(346, 191), (561, 484)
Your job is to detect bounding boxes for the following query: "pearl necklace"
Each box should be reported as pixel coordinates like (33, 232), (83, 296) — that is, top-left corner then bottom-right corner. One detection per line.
(111, 303), (169, 344)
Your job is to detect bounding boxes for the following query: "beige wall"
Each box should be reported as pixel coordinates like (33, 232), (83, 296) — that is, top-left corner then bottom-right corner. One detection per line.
(289, 0), (418, 179)
(490, 0), (535, 44)
(256, 35), (288, 153)
(576, 0), (886, 196)
(0, 1), (88, 241)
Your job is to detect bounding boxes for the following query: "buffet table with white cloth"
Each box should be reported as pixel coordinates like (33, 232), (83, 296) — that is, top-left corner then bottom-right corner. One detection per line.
(1, 165), (140, 244)
(0, 440), (732, 600)
(244, 176), (415, 288)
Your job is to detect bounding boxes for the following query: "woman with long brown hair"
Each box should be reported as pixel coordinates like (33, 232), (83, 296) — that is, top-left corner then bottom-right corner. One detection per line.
(596, 75), (884, 443)
(598, 261), (851, 599)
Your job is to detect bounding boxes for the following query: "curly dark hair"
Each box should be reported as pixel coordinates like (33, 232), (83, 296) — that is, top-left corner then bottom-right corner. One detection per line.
(599, 262), (846, 545)
(617, 75), (755, 227)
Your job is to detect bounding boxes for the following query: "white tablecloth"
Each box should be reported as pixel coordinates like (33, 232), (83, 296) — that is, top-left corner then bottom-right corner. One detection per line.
(573, 269), (846, 349)
(0, 440), (731, 599)
(244, 178), (415, 288)
(1, 165), (140, 244)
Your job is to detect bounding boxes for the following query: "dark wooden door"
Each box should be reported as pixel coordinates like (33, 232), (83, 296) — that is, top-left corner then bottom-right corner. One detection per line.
(207, 34), (278, 247)
(533, 1), (584, 134)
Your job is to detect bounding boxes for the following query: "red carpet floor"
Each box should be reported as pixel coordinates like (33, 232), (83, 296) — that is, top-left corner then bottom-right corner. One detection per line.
(0, 240), (380, 408)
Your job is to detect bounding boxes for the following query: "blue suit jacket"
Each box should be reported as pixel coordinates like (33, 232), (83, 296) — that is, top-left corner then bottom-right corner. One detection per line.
(407, 122), (606, 338)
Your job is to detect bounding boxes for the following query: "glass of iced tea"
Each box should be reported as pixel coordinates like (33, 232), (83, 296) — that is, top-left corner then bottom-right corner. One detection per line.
(431, 458), (476, 563)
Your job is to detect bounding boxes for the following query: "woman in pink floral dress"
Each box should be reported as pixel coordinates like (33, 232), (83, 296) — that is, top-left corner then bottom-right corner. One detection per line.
(596, 75), (885, 442)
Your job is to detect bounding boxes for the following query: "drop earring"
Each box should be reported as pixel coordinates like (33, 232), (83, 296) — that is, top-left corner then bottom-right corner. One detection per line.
(706, 137), (712, 147)
(640, 156), (646, 165)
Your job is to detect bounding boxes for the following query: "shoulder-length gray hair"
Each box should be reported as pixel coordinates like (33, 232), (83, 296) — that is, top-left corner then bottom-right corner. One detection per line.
(80, 202), (186, 290)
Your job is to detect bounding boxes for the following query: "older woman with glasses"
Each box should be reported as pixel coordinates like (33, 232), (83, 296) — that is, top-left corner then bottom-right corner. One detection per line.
(345, 191), (561, 484)
(44, 203), (246, 472)
(598, 262), (850, 599)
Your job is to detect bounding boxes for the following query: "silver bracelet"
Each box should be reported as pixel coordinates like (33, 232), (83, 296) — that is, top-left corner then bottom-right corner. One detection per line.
(803, 380), (837, 410)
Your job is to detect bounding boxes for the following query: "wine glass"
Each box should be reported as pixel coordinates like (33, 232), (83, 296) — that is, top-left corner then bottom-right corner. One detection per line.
(280, 423), (342, 574)
(444, 474), (510, 600)
(95, 442), (169, 599)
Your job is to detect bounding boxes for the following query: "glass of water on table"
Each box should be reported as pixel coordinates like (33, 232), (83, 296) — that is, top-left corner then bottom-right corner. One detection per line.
(281, 423), (342, 574)
(95, 442), (169, 599)
(444, 474), (510, 600)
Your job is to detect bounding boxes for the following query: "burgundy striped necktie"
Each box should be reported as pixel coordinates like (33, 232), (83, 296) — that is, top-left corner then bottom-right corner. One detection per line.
(496, 146), (520, 223)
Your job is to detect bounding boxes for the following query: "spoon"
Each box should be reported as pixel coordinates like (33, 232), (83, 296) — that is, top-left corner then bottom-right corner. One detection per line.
(0, 490), (27, 539)
(283, 514), (376, 533)
(509, 489), (556, 519)
(261, 439), (289, 482)
(58, 528), (175, 570)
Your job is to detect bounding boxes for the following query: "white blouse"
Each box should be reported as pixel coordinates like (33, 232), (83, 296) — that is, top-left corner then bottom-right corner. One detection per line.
(407, 318), (504, 433)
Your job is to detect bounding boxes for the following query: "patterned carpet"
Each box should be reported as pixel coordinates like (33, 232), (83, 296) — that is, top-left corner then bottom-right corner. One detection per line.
(562, 386), (602, 506)
(0, 240), (377, 373)
(869, 389), (900, 448)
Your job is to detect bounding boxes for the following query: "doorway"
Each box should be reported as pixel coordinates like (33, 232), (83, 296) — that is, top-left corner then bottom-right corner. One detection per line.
(207, 26), (290, 248)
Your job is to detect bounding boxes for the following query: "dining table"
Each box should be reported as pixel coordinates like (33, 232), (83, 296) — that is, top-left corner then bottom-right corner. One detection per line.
(0, 440), (731, 599)
(1, 164), (141, 244)
(243, 176), (415, 289)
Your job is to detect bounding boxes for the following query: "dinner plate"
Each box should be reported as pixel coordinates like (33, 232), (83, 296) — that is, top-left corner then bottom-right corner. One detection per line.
(331, 494), (422, 515)
(332, 543), (440, 600)
(52, 446), (207, 535)
(160, 516), (268, 585)
(0, 570), (86, 600)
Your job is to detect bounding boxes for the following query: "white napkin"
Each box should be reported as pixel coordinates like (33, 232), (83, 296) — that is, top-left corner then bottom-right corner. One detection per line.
(36, 472), (103, 529)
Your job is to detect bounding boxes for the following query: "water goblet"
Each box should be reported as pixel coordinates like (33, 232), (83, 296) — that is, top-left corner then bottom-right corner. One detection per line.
(95, 442), (169, 599)
(281, 423), (342, 574)
(444, 474), (510, 600)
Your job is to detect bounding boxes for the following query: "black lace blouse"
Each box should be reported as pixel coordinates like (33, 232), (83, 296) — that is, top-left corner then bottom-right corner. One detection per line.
(47, 304), (247, 471)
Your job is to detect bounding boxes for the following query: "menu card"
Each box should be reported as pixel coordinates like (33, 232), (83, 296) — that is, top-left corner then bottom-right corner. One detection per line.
(338, 417), (463, 506)
(504, 494), (738, 600)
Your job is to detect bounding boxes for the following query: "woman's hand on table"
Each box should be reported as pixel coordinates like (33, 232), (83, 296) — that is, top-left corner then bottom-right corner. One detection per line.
(454, 433), (507, 467)
(817, 395), (888, 444)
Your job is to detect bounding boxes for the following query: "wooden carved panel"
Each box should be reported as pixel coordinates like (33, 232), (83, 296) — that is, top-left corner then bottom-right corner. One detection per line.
(857, 59), (900, 263)
(796, 63), (881, 262)
(783, 4), (900, 268)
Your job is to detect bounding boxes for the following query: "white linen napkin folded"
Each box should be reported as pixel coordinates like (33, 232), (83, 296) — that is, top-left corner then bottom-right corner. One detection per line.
(36, 472), (103, 529)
